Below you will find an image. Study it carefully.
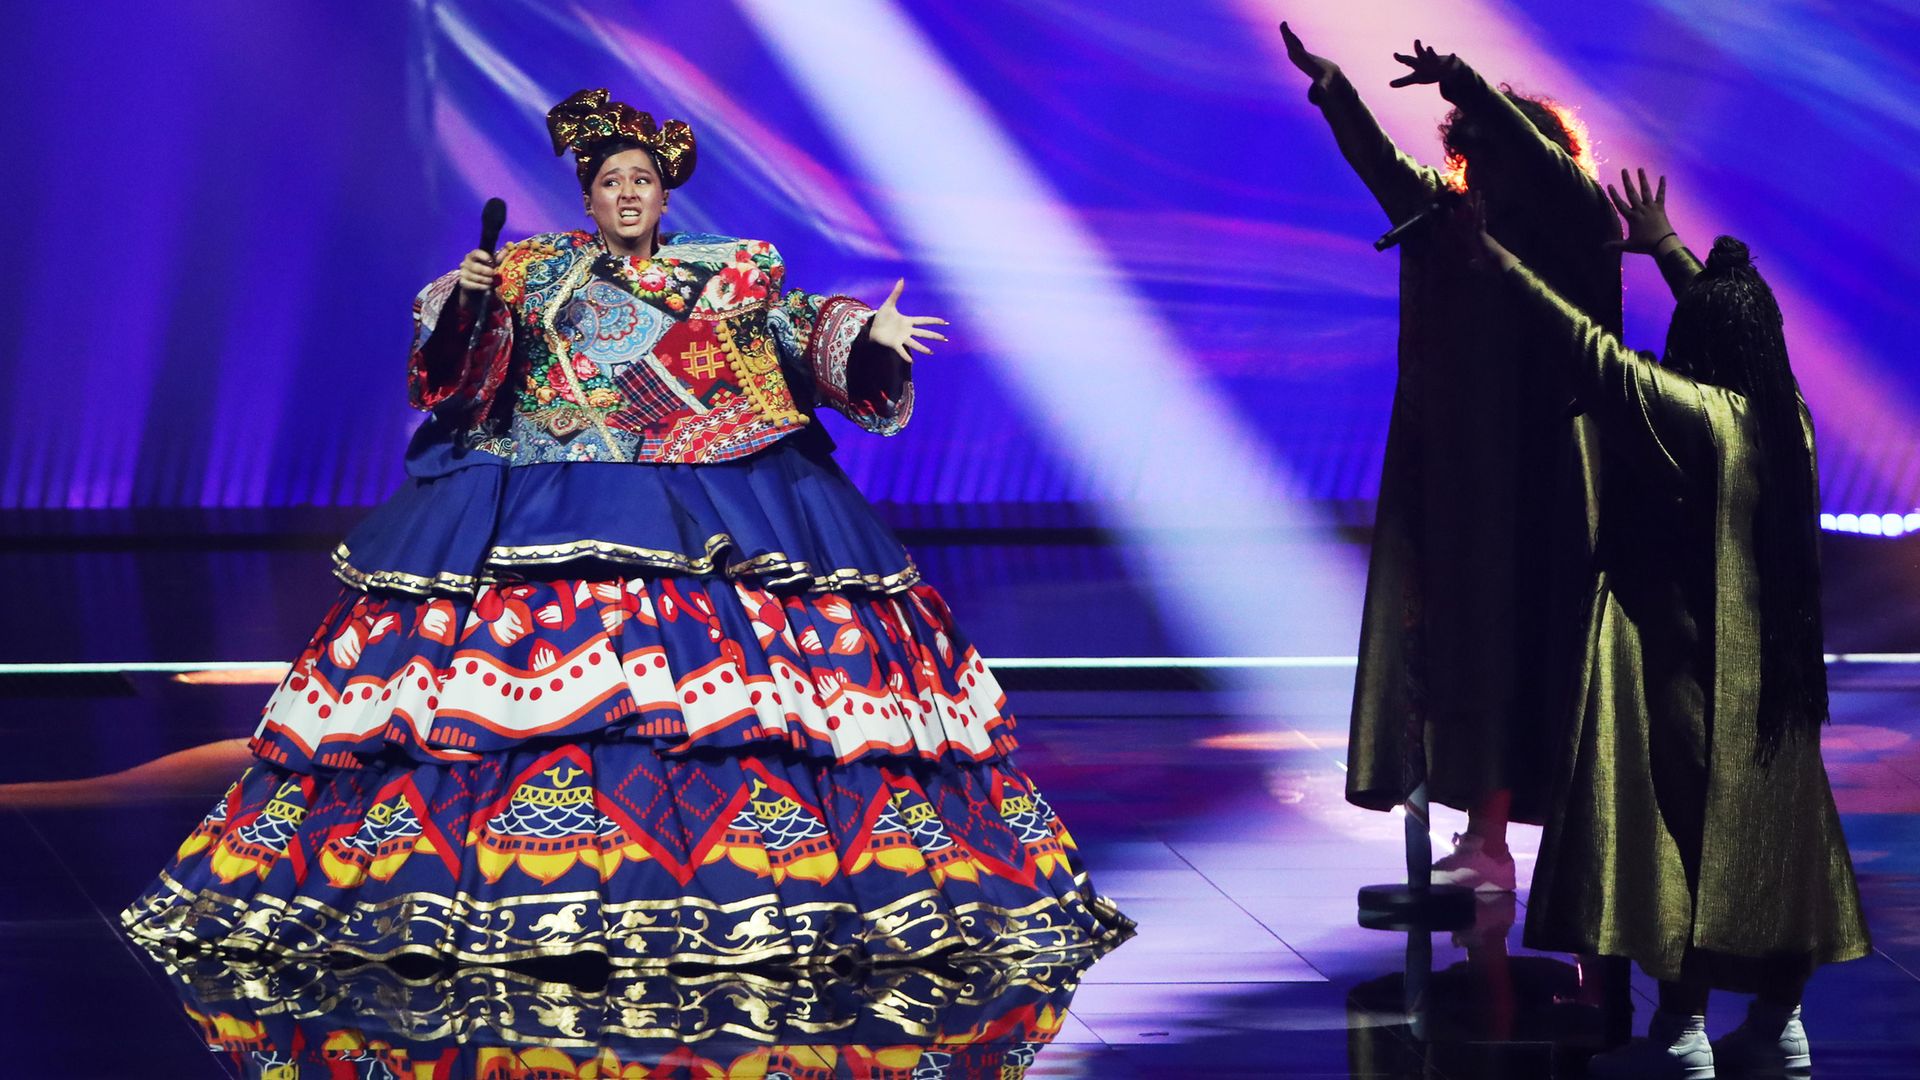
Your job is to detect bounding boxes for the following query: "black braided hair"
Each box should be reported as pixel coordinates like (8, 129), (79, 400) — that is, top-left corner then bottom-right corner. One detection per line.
(1664, 236), (1829, 762)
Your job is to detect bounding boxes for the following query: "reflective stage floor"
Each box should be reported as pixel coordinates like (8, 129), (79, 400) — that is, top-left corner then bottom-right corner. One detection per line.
(4, 523), (1918, 1078)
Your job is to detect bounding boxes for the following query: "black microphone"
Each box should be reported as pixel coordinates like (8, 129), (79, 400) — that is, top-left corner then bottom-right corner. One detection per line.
(1374, 190), (1458, 251)
(479, 197), (507, 254)
(468, 197), (508, 347)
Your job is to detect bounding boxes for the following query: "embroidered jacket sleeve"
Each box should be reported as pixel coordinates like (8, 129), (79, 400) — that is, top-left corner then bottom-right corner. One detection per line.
(762, 248), (914, 436)
(1313, 68), (1443, 224)
(407, 269), (514, 421)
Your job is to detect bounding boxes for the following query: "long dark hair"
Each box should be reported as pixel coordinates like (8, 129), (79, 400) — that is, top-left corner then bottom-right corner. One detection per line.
(1664, 236), (1828, 760)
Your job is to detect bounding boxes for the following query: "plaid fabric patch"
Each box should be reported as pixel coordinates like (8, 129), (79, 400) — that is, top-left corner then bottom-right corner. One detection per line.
(607, 361), (696, 432)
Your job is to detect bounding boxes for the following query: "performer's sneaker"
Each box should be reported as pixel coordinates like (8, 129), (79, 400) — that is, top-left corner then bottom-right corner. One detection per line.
(1588, 1010), (1715, 1079)
(1430, 832), (1515, 893)
(1712, 1002), (1811, 1078)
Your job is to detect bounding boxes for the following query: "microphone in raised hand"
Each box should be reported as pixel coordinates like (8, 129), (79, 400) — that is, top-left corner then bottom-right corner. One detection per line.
(479, 196), (507, 255)
(461, 197), (508, 338)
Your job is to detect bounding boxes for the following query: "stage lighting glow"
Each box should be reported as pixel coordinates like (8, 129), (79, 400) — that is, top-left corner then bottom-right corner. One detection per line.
(1822, 512), (1920, 537)
(6, 2), (1915, 519)
(989, 657), (1358, 670)
(1197, 730), (1329, 751)
(0, 662), (273, 675)
(1245, 3), (1920, 514)
(1442, 96), (1596, 193)
(737, 0), (1367, 668)
(171, 667), (293, 686)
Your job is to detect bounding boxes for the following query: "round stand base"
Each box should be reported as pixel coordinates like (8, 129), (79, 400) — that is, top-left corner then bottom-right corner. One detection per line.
(1356, 883), (1477, 931)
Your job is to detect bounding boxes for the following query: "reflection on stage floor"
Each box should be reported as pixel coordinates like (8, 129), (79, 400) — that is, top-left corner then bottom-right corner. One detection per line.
(4, 529), (1918, 1077)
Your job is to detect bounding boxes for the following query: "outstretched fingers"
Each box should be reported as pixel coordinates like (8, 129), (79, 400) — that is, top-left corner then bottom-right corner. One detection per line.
(1388, 40), (1446, 87)
(1280, 21), (1308, 66)
(1604, 166), (1675, 252)
(1617, 169), (1641, 209)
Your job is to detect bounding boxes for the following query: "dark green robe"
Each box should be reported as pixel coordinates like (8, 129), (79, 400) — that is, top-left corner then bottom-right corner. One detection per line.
(1508, 263), (1870, 986)
(1313, 66), (1620, 823)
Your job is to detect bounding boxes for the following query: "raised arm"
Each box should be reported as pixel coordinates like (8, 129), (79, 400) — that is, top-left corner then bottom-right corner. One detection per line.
(408, 247), (514, 420)
(1280, 22), (1439, 224)
(766, 253), (940, 436)
(1605, 167), (1704, 299)
(1383, 41), (1601, 212)
(1471, 223), (1709, 481)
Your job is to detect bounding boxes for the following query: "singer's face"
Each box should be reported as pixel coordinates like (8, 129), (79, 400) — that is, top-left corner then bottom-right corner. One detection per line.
(587, 149), (668, 256)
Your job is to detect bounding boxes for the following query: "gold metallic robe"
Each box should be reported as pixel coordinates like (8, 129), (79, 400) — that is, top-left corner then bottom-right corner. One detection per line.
(1508, 264), (1870, 986)
(1313, 67), (1619, 822)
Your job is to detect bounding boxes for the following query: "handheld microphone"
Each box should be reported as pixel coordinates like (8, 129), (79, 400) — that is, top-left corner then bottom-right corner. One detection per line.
(1374, 190), (1459, 252)
(479, 197), (507, 255)
(468, 197), (508, 347)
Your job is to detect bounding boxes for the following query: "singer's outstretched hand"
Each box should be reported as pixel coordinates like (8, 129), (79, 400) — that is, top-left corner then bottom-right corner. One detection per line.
(1604, 168), (1680, 255)
(1389, 40), (1461, 88)
(1279, 22), (1339, 102)
(867, 279), (948, 364)
(457, 249), (502, 308)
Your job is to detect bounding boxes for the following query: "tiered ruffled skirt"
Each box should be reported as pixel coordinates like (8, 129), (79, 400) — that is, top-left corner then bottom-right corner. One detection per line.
(121, 435), (1131, 966)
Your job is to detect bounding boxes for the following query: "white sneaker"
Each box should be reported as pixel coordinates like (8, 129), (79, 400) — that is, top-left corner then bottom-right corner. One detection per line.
(1588, 1009), (1715, 1079)
(1713, 1002), (1811, 1078)
(1430, 832), (1516, 893)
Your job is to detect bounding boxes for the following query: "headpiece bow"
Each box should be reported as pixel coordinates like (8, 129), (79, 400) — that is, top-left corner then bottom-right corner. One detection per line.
(546, 88), (697, 189)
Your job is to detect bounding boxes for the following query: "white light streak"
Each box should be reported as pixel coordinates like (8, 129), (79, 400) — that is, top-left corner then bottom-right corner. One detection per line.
(734, 0), (1364, 665)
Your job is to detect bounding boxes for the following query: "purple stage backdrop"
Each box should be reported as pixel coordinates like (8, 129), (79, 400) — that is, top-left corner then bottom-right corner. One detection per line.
(3, 0), (1916, 522)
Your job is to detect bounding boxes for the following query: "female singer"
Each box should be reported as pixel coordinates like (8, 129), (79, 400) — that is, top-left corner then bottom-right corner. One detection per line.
(123, 89), (1130, 968)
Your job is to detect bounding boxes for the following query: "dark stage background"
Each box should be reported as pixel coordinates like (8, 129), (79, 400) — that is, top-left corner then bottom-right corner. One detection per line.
(5, 7), (1920, 1077)
(2, 0), (1916, 520)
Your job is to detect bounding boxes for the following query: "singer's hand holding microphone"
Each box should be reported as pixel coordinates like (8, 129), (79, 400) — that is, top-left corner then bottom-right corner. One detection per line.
(458, 198), (510, 313)
(457, 250), (502, 309)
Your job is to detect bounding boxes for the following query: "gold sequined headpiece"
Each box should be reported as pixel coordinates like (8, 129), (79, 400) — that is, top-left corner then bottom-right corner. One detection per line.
(546, 88), (697, 190)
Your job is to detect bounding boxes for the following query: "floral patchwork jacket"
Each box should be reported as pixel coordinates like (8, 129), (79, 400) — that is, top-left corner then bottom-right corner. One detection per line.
(408, 231), (912, 466)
